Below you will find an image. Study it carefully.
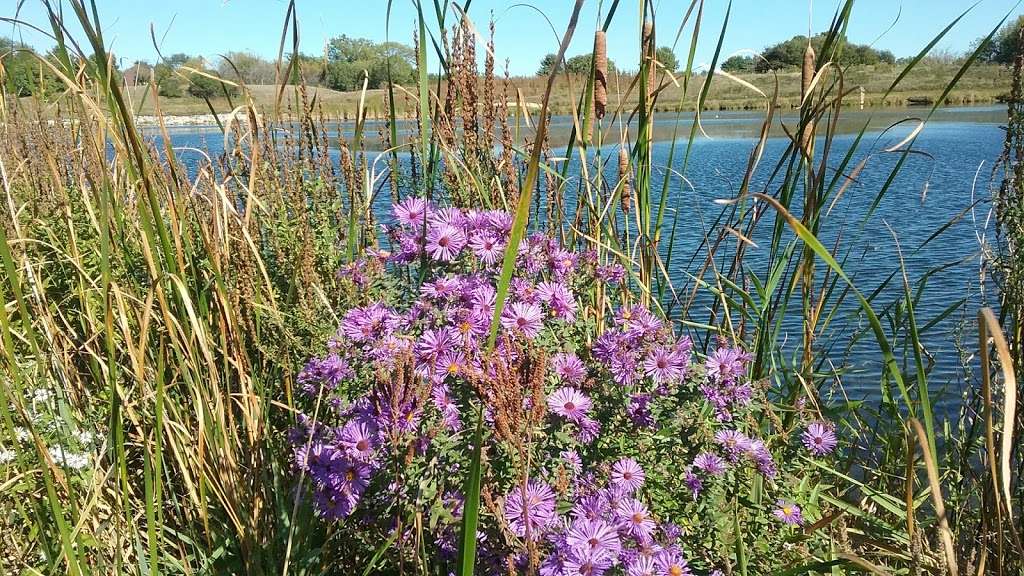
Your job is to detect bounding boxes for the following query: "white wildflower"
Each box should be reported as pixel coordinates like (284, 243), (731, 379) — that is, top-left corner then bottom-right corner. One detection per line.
(32, 388), (53, 403)
(76, 431), (95, 445)
(0, 449), (14, 464)
(14, 427), (30, 442)
(48, 446), (90, 470)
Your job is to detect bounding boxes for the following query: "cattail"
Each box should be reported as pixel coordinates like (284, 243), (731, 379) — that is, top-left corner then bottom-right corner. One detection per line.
(800, 43), (816, 154)
(619, 146), (631, 213)
(642, 21), (655, 101)
(593, 30), (608, 120)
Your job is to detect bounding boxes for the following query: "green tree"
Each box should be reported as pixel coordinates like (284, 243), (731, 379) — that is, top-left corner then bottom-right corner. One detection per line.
(186, 72), (236, 99)
(1, 37), (60, 97)
(538, 53), (559, 75)
(974, 14), (1024, 64)
(756, 33), (895, 72)
(324, 35), (415, 91)
(217, 51), (277, 85)
(540, 53), (617, 76)
(655, 46), (678, 71)
(721, 55), (755, 73)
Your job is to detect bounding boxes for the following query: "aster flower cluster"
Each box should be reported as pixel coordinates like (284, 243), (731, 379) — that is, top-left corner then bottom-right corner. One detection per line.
(700, 345), (755, 421)
(289, 201), (603, 521)
(500, 459), (692, 576)
(590, 306), (693, 432)
(286, 199), (846, 573)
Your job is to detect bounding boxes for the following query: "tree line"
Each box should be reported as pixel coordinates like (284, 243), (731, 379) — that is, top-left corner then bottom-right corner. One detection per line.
(718, 16), (1024, 74)
(2, 34), (417, 99)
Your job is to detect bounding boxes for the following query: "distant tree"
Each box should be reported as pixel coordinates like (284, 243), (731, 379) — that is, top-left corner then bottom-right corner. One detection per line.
(756, 33), (895, 72)
(655, 46), (678, 71)
(165, 53), (190, 68)
(974, 15), (1024, 64)
(323, 35), (415, 91)
(538, 53), (617, 76)
(537, 53), (559, 76)
(1, 37), (61, 97)
(217, 51), (276, 85)
(186, 72), (237, 99)
(721, 55), (755, 73)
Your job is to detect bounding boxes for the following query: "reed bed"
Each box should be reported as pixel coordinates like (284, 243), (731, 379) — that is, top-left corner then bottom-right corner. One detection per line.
(0, 0), (1022, 574)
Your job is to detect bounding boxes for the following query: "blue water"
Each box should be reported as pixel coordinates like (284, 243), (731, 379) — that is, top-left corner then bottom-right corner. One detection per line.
(148, 106), (1006, 412)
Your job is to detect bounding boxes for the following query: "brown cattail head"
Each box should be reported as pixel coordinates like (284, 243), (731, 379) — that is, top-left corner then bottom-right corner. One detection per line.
(642, 21), (655, 101)
(800, 43), (817, 154)
(801, 44), (816, 100)
(593, 30), (608, 120)
(619, 146), (631, 213)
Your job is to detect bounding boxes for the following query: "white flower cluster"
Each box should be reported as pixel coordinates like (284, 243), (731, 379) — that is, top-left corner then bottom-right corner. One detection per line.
(48, 446), (90, 470)
(0, 449), (14, 464)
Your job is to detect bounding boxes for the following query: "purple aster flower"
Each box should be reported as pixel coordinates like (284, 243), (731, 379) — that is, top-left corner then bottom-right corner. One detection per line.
(609, 351), (640, 386)
(552, 352), (587, 384)
(314, 489), (358, 520)
(547, 283), (578, 322)
(714, 429), (752, 461)
(660, 522), (682, 544)
(338, 421), (376, 461)
(469, 232), (504, 265)
(435, 349), (467, 380)
(705, 346), (752, 384)
(297, 354), (352, 395)
(656, 549), (693, 576)
(591, 331), (623, 364)
(566, 518), (622, 562)
(683, 469), (702, 499)
(595, 263), (626, 285)
(572, 493), (609, 522)
(504, 480), (557, 540)
(561, 450), (583, 473)
(643, 346), (687, 384)
(548, 387), (592, 422)
(420, 276), (462, 300)
(617, 305), (662, 339)
(431, 383), (462, 432)
(549, 246), (577, 277)
(430, 206), (466, 227)
(747, 440), (778, 479)
(500, 301), (544, 338)
(802, 421), (838, 456)
(425, 223), (467, 262)
(330, 458), (371, 496)
(393, 196), (431, 227)
(627, 394), (656, 429)
(610, 458), (646, 493)
(626, 555), (659, 576)
(773, 500), (804, 526)
(616, 497), (656, 539)
(416, 327), (459, 365)
(563, 553), (613, 576)
(576, 416), (601, 444)
(692, 452), (727, 476)
(487, 210), (513, 235)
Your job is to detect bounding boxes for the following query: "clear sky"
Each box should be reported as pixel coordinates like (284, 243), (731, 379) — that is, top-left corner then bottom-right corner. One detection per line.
(5, 1), (1023, 76)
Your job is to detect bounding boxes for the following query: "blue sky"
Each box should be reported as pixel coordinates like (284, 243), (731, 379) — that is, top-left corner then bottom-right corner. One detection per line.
(5, 1), (1022, 75)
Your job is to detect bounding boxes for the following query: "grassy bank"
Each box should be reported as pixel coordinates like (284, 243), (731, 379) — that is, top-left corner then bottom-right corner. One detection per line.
(1, 0), (1023, 574)
(104, 61), (1014, 120)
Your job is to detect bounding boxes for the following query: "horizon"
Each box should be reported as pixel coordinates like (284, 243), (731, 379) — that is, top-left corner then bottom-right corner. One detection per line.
(5, 1), (1023, 76)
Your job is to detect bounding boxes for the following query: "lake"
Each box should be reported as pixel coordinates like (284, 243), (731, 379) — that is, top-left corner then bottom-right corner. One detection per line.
(150, 105), (1007, 414)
